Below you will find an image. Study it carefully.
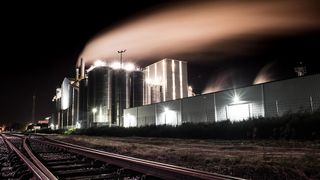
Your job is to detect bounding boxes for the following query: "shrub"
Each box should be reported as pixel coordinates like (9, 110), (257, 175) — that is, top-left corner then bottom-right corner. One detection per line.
(71, 110), (320, 140)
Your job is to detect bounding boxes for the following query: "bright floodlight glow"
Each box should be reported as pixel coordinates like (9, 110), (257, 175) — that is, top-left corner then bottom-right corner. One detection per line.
(76, 122), (81, 129)
(161, 108), (178, 126)
(92, 108), (97, 113)
(87, 60), (107, 72)
(110, 62), (136, 71)
(145, 78), (152, 84)
(124, 63), (135, 71)
(228, 104), (251, 121)
(110, 62), (121, 69)
(233, 94), (240, 104)
(97, 106), (105, 122)
(94, 60), (107, 67)
(124, 114), (137, 128)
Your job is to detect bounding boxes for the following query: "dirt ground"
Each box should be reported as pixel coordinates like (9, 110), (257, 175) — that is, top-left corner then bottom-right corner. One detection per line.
(50, 135), (320, 180)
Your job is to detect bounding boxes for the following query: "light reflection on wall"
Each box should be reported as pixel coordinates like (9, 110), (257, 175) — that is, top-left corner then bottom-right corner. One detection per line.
(124, 114), (137, 128)
(157, 108), (179, 126)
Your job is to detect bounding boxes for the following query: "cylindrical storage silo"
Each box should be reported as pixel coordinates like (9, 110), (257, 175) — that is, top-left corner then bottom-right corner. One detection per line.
(88, 66), (113, 127)
(130, 71), (144, 107)
(112, 69), (131, 126)
(79, 78), (88, 128)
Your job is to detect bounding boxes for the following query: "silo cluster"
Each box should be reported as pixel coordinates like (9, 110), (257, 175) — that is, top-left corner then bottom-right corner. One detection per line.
(78, 63), (144, 128)
(51, 58), (189, 129)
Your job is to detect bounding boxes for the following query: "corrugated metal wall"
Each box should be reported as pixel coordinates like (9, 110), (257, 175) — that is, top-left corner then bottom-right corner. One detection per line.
(156, 100), (181, 125)
(264, 74), (320, 117)
(124, 74), (320, 127)
(181, 94), (215, 123)
(214, 85), (264, 121)
(137, 104), (156, 126)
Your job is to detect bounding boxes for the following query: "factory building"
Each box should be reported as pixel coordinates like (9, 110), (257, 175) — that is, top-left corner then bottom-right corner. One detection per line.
(51, 57), (319, 130)
(143, 58), (188, 104)
(51, 58), (188, 129)
(123, 74), (320, 127)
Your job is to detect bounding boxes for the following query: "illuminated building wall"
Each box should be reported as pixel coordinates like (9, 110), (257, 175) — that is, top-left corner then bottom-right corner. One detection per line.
(59, 78), (79, 129)
(85, 62), (144, 127)
(78, 78), (88, 128)
(143, 58), (188, 105)
(87, 66), (113, 127)
(124, 74), (320, 127)
(51, 88), (62, 129)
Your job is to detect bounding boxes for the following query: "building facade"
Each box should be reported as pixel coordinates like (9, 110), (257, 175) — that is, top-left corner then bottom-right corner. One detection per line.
(143, 58), (188, 104)
(124, 74), (320, 127)
(51, 78), (79, 129)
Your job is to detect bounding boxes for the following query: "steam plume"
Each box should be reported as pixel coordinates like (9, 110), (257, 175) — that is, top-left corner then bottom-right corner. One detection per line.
(79, 0), (319, 66)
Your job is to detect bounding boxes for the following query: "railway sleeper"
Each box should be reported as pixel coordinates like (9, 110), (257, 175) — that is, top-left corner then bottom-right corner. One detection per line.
(46, 159), (83, 166)
(61, 172), (121, 180)
(115, 168), (147, 179)
(55, 166), (119, 178)
(49, 162), (95, 171)
(42, 156), (78, 162)
(13, 167), (31, 179)
(62, 170), (145, 180)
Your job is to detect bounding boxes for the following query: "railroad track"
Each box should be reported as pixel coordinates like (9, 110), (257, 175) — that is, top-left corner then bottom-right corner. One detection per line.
(0, 134), (49, 179)
(2, 134), (244, 180)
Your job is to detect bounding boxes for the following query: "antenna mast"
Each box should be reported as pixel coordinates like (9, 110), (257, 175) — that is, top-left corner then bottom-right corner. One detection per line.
(32, 93), (36, 123)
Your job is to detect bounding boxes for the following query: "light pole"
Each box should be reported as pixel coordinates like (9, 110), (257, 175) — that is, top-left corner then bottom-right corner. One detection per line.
(117, 50), (126, 126)
(92, 108), (97, 123)
(32, 93), (36, 124)
(117, 49), (126, 68)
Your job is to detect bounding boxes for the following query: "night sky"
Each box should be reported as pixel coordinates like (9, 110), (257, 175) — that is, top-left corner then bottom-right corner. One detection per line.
(1, 0), (320, 126)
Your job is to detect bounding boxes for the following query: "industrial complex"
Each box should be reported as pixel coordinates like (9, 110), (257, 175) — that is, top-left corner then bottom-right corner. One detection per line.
(50, 58), (320, 129)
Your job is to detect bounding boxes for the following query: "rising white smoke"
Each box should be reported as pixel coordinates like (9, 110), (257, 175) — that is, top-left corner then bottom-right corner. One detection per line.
(79, 0), (320, 66)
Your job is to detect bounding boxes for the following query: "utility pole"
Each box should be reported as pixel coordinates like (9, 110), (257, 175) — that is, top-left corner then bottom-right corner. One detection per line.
(32, 93), (36, 124)
(117, 50), (126, 68)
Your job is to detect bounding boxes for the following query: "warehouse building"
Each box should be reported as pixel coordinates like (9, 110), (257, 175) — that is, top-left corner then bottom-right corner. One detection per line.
(123, 74), (320, 127)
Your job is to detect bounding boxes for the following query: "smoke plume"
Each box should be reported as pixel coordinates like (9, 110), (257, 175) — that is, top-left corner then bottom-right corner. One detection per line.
(79, 0), (319, 66)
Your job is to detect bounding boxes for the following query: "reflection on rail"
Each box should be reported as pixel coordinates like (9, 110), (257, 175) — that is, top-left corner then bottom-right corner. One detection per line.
(1, 134), (244, 180)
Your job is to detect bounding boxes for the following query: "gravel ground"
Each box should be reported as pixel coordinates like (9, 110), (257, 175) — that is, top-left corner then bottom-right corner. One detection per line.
(50, 135), (320, 180)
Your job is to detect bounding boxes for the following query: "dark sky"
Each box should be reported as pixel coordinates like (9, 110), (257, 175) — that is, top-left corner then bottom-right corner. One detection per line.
(1, 1), (320, 126)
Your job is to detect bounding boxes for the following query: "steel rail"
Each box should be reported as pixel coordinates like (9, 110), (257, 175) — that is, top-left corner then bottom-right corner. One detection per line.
(1, 134), (50, 180)
(23, 136), (58, 180)
(34, 136), (244, 180)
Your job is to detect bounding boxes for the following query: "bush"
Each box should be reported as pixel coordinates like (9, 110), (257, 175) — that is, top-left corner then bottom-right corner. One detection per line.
(72, 110), (320, 140)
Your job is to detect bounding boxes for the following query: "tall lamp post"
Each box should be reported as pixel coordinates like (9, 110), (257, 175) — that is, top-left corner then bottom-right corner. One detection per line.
(117, 50), (126, 126)
(117, 49), (126, 68)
